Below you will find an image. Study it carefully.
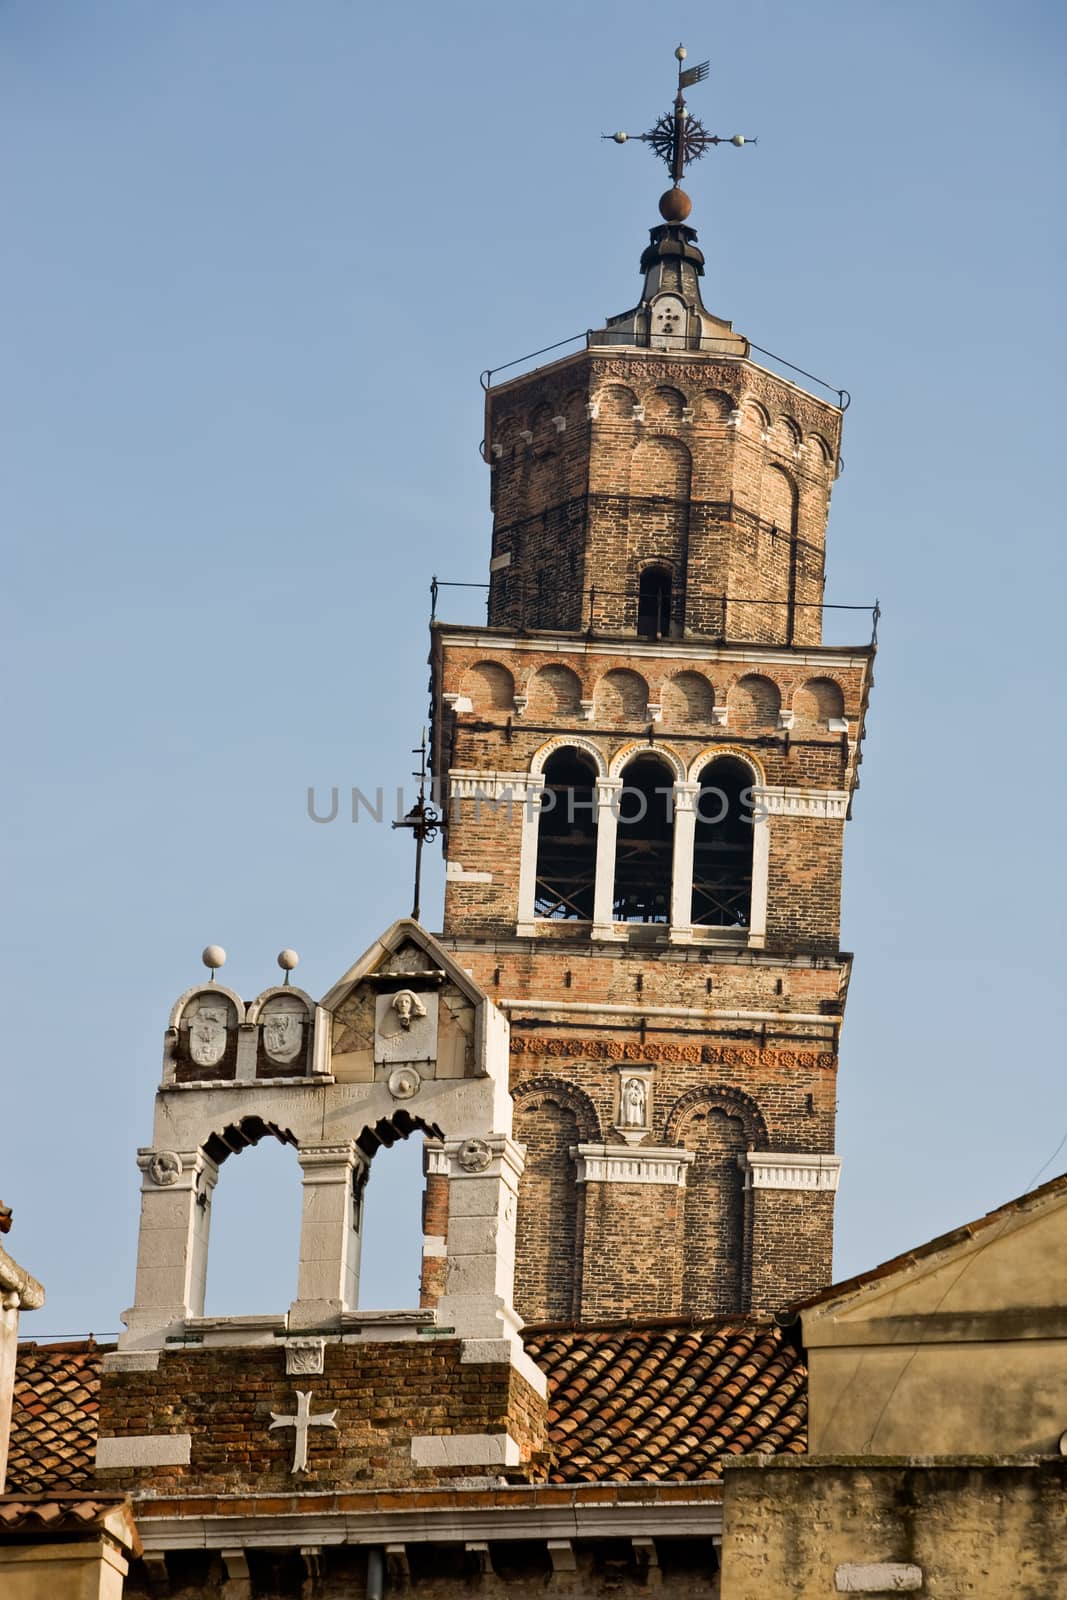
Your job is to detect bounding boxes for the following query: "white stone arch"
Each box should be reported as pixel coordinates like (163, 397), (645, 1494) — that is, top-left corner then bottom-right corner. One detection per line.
(685, 746), (766, 786)
(608, 740), (687, 784)
(246, 984), (318, 1025)
(168, 982), (246, 1031)
(677, 748), (770, 948)
(529, 734), (608, 779)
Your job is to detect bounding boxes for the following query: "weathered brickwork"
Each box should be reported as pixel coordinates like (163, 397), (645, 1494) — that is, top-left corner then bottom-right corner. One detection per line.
(95, 1343), (547, 1495)
(579, 1181), (686, 1319)
(512, 1093), (581, 1322)
(425, 284), (871, 1327)
(484, 349), (842, 647)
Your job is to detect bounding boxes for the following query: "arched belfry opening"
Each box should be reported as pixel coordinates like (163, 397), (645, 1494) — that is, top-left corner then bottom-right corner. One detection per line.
(534, 748), (598, 920)
(613, 754), (676, 923)
(203, 1127), (302, 1318)
(691, 757), (754, 927)
(637, 564), (673, 638)
(355, 1117), (441, 1311)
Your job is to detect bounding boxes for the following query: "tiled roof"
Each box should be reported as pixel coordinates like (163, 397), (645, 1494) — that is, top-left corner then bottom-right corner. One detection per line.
(7, 1341), (108, 1494)
(7, 1322), (806, 1491)
(524, 1319), (806, 1482)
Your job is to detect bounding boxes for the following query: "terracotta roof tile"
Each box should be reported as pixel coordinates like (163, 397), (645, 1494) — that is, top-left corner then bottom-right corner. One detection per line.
(8, 1323), (805, 1491)
(524, 1318), (806, 1482)
(7, 1342), (108, 1494)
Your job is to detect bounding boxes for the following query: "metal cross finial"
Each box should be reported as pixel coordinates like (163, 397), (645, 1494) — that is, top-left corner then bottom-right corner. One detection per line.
(604, 44), (755, 188)
(391, 728), (441, 923)
(269, 1390), (338, 1474)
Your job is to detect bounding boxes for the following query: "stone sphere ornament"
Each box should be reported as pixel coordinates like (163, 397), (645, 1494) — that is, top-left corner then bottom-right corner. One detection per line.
(277, 949), (300, 972)
(202, 945), (226, 973)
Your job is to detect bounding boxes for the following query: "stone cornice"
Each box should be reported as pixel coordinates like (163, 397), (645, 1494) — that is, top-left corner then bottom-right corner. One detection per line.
(572, 1144), (696, 1186)
(133, 1480), (724, 1554)
(741, 1152), (841, 1191)
(754, 786), (849, 821)
(433, 626), (872, 672)
(0, 1244), (44, 1311)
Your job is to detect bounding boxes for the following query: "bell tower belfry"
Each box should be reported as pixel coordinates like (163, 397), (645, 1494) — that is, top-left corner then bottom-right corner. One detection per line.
(430, 50), (875, 1324)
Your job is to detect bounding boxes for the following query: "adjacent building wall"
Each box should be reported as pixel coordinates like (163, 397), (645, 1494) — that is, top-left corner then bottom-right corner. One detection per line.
(721, 1456), (1067, 1600)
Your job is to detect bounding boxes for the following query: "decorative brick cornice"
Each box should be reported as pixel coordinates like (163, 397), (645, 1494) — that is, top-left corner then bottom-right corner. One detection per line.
(513, 1035), (836, 1072)
(740, 1152), (842, 1191)
(571, 1145), (695, 1187)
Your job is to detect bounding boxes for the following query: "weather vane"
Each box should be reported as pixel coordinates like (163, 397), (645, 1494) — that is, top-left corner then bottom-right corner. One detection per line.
(391, 729), (441, 923)
(605, 45), (755, 220)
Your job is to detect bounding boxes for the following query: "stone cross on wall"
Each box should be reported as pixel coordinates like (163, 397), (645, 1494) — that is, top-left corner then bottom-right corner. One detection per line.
(268, 1389), (338, 1474)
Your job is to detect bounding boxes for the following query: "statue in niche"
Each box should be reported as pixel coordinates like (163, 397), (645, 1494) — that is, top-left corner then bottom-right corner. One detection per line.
(620, 1076), (648, 1128)
(263, 1009), (305, 1065)
(188, 1005), (228, 1068)
(380, 989), (427, 1037)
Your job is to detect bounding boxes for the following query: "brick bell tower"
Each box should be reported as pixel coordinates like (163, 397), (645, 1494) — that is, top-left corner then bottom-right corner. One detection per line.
(430, 52), (875, 1325)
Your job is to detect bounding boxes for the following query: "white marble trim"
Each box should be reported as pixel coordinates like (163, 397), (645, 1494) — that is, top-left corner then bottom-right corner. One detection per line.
(572, 1144), (695, 1186)
(741, 1151), (842, 1191)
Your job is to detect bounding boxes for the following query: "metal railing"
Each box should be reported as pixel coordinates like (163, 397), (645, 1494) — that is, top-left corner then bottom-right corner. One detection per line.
(481, 329), (850, 410)
(430, 577), (880, 647)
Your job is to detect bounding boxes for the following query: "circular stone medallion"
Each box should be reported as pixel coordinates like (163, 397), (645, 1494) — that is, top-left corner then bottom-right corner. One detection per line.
(387, 1066), (422, 1101)
(457, 1138), (492, 1173)
(148, 1151), (182, 1186)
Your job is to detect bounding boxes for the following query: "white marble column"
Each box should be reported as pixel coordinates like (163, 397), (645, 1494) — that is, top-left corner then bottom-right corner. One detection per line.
(289, 1141), (368, 1331)
(121, 1147), (218, 1347)
(749, 810), (770, 948)
(592, 778), (623, 939)
(515, 779), (544, 936)
(433, 1135), (545, 1394)
(669, 781), (699, 941)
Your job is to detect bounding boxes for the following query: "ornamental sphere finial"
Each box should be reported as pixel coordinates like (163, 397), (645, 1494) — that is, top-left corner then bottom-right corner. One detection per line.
(675, 44), (687, 61)
(277, 949), (300, 973)
(659, 185), (692, 222)
(202, 944), (226, 975)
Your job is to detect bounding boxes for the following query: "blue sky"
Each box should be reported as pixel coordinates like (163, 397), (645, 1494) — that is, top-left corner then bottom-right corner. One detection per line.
(2, 0), (1064, 1336)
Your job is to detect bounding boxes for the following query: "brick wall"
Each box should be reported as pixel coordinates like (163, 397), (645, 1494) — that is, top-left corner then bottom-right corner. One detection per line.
(512, 1095), (581, 1322)
(484, 349), (842, 648)
(96, 1342), (546, 1495)
(578, 1180), (684, 1319)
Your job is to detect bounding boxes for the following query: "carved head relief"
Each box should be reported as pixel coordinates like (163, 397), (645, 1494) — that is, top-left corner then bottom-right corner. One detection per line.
(374, 989), (438, 1066)
(386, 989), (425, 1033)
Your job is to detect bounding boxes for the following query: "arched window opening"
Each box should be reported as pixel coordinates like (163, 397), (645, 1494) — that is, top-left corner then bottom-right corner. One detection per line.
(613, 755), (675, 923)
(535, 749), (598, 920)
(204, 1136), (301, 1317)
(357, 1131), (426, 1309)
(637, 565), (673, 638)
(692, 757), (754, 927)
